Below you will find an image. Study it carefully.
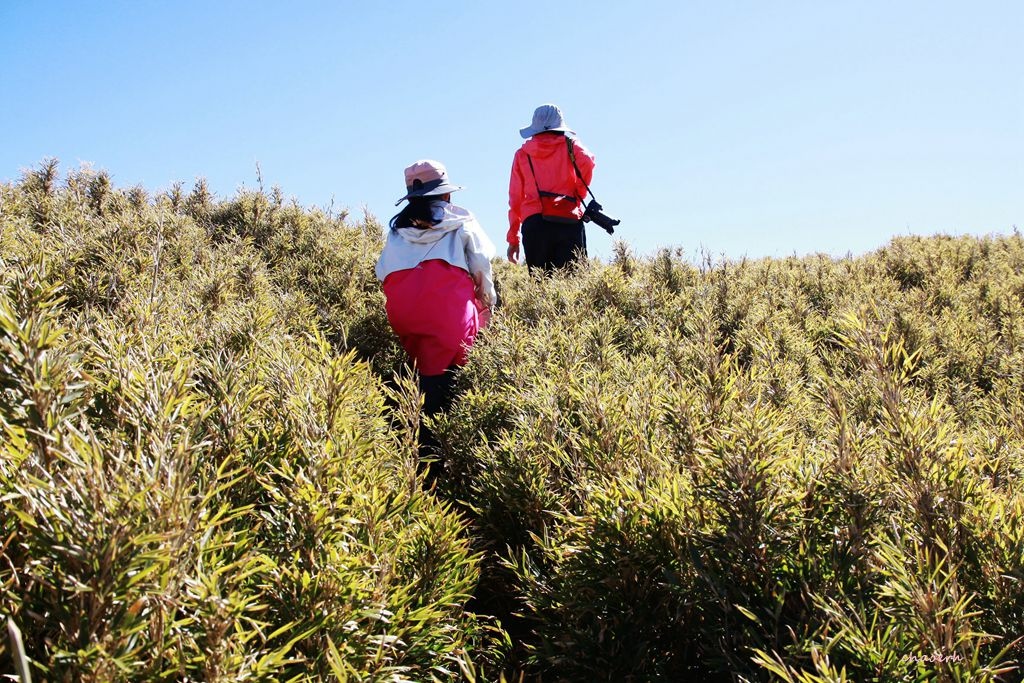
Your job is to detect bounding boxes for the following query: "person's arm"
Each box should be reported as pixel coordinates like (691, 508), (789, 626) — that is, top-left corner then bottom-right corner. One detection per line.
(573, 140), (596, 195)
(507, 151), (524, 262)
(462, 224), (497, 306)
(374, 230), (394, 282)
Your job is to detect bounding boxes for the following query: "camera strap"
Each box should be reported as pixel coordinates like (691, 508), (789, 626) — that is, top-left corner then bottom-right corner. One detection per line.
(565, 138), (619, 234)
(565, 137), (600, 204)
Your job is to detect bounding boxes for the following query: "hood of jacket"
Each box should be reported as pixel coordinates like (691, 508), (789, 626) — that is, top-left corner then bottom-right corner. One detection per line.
(521, 133), (573, 162)
(396, 201), (471, 244)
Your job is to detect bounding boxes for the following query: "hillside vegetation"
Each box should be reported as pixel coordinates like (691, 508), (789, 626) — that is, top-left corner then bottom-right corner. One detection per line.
(1, 161), (1022, 681)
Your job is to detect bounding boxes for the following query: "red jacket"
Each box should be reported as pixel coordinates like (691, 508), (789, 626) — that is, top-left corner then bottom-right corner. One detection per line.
(507, 133), (595, 246)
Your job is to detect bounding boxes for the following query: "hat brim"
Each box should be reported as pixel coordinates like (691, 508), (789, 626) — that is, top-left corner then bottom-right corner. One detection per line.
(520, 124), (574, 139)
(394, 183), (464, 205)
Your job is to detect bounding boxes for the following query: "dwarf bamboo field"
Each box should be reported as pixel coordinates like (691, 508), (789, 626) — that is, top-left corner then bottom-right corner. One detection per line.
(1, 162), (1022, 681)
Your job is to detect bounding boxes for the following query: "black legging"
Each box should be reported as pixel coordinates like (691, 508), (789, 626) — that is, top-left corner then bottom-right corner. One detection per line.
(418, 366), (458, 486)
(419, 367), (457, 418)
(521, 214), (587, 272)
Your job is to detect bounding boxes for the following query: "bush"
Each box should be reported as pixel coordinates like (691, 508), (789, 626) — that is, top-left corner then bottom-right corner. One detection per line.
(0, 165), (480, 681)
(3, 161), (1022, 680)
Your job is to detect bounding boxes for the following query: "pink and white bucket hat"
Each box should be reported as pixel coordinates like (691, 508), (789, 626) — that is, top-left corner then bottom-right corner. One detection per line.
(394, 160), (464, 205)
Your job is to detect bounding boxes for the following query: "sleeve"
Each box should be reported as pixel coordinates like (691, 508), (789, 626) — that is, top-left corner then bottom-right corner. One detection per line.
(461, 222), (497, 306)
(573, 140), (596, 198)
(374, 231), (392, 282)
(507, 150), (525, 246)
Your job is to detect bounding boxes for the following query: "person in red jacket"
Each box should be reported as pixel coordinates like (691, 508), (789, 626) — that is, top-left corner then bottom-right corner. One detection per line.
(507, 103), (596, 271)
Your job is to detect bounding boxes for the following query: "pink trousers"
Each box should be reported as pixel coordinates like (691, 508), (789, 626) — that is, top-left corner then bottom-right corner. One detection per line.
(382, 260), (486, 376)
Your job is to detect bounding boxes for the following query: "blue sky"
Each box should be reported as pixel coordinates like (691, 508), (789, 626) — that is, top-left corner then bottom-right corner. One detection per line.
(2, 1), (1021, 261)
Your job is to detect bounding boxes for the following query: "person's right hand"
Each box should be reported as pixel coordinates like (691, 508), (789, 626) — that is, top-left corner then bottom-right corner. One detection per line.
(507, 243), (520, 264)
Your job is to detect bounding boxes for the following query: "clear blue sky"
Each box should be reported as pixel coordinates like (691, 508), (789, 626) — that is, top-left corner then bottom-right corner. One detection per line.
(2, 1), (1021, 261)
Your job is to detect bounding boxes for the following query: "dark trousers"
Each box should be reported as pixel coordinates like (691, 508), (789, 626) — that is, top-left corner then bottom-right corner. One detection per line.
(521, 214), (587, 272)
(418, 366), (457, 487)
(419, 368), (457, 419)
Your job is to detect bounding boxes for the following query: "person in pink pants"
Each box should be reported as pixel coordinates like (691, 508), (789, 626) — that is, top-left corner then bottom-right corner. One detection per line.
(376, 160), (496, 480)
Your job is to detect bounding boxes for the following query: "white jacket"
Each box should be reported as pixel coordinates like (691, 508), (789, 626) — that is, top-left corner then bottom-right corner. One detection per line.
(375, 201), (497, 306)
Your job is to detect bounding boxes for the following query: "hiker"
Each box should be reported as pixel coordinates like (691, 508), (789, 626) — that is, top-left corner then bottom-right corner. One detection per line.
(506, 103), (596, 271)
(376, 160), (496, 476)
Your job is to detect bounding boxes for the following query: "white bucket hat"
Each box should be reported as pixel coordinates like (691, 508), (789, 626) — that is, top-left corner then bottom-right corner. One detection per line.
(520, 103), (574, 139)
(394, 160), (464, 205)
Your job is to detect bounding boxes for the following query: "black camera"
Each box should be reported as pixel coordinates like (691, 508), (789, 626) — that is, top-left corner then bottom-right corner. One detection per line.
(583, 199), (620, 235)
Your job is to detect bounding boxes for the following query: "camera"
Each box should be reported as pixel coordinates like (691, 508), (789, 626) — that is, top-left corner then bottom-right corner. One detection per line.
(583, 199), (620, 235)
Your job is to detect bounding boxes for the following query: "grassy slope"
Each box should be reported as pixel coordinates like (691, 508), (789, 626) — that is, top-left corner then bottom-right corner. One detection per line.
(1, 162), (1022, 681)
